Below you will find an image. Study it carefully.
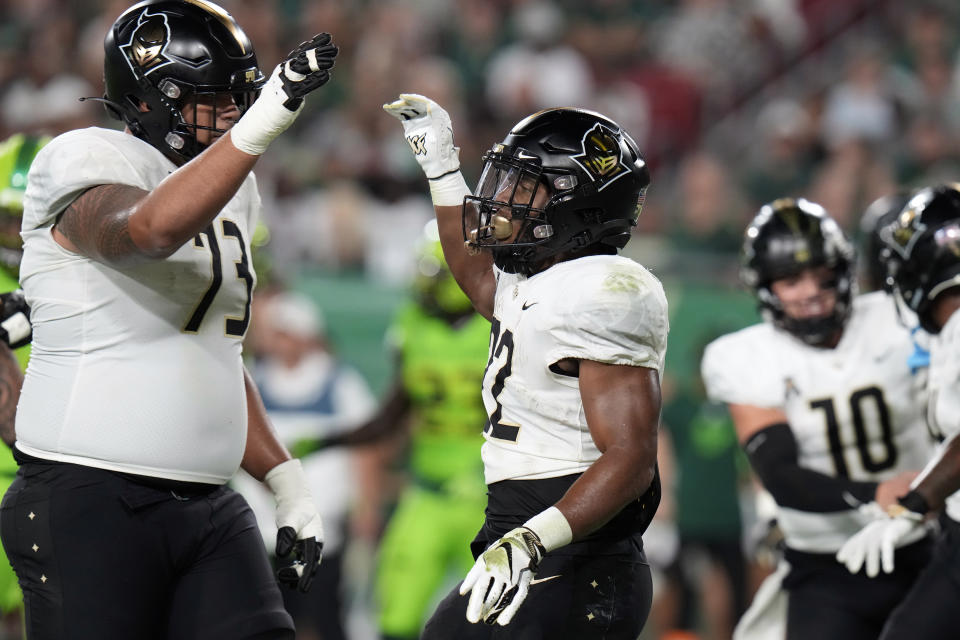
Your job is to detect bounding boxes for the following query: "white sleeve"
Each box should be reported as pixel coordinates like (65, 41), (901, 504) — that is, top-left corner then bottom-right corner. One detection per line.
(23, 130), (146, 231)
(546, 267), (668, 372)
(701, 329), (783, 408)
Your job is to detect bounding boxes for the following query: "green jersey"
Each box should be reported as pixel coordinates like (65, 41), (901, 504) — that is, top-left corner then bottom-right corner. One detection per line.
(0, 271), (26, 612)
(393, 303), (489, 488)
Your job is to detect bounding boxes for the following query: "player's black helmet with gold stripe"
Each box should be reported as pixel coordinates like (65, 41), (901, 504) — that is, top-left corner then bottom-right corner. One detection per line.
(464, 108), (650, 275)
(741, 198), (857, 346)
(102, 0), (265, 165)
(882, 184), (960, 334)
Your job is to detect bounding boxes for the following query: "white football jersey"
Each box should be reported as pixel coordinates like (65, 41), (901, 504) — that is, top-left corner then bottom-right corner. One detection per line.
(702, 291), (932, 552)
(481, 255), (669, 484)
(924, 310), (960, 522)
(16, 127), (260, 484)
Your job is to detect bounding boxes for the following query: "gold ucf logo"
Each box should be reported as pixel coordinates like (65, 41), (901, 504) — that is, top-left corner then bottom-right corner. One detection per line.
(120, 9), (172, 75)
(572, 123), (629, 191)
(885, 199), (927, 260)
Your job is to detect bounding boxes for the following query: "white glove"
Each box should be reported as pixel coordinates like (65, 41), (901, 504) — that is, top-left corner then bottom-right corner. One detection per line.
(264, 459), (325, 592)
(460, 527), (545, 626)
(231, 33), (338, 156)
(383, 93), (461, 180)
(836, 504), (924, 577)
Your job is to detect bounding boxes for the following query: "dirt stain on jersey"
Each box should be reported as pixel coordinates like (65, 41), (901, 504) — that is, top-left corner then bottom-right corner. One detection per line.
(602, 269), (643, 293)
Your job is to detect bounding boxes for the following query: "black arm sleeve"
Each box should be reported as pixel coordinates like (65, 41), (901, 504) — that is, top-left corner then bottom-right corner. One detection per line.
(744, 422), (878, 512)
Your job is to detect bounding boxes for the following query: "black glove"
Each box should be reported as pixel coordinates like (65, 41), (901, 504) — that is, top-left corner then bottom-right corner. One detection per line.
(277, 33), (339, 110)
(276, 527), (323, 593)
(0, 290), (31, 349)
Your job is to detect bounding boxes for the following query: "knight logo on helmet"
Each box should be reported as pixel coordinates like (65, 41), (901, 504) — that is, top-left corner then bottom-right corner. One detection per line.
(121, 9), (172, 74)
(881, 184), (960, 333)
(572, 123), (629, 189)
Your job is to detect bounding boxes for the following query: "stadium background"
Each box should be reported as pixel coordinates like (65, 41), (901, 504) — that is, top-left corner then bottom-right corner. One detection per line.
(2, 0), (958, 638)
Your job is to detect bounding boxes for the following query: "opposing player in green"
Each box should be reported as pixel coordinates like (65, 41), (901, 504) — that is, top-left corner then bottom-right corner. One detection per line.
(0, 133), (48, 629)
(375, 226), (490, 640)
(300, 222), (490, 639)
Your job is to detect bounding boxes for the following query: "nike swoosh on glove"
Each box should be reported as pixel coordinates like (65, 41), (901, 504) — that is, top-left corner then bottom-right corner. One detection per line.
(459, 527), (545, 626)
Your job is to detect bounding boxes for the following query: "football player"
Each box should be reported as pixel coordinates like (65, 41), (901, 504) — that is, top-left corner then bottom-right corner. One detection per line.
(368, 226), (491, 640)
(384, 95), (666, 638)
(859, 192), (913, 293)
(837, 184), (960, 639)
(0, 2), (338, 638)
(702, 198), (934, 639)
(0, 133), (48, 631)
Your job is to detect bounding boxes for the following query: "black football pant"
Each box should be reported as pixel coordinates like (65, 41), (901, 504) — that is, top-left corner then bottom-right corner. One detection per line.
(421, 540), (652, 640)
(0, 456), (293, 639)
(783, 537), (932, 640)
(880, 515), (960, 640)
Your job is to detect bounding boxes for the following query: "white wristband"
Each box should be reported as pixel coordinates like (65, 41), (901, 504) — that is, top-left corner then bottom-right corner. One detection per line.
(429, 171), (471, 207)
(229, 71), (304, 156)
(264, 458), (309, 500)
(523, 506), (573, 552)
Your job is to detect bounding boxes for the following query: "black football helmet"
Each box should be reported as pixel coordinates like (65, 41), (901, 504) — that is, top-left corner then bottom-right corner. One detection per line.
(859, 192), (912, 292)
(102, 0), (265, 165)
(464, 108), (650, 275)
(741, 198), (857, 346)
(881, 184), (960, 334)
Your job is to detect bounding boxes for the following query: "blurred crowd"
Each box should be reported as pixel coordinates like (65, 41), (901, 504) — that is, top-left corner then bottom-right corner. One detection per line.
(3, 0), (960, 284)
(4, 0), (960, 638)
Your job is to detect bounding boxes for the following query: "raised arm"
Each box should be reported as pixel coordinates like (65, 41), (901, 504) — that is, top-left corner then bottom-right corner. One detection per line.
(384, 94), (496, 319)
(54, 35), (338, 267)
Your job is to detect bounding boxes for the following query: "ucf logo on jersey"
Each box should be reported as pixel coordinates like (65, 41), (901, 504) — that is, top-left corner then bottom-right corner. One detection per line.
(572, 123), (630, 191)
(120, 9), (172, 75)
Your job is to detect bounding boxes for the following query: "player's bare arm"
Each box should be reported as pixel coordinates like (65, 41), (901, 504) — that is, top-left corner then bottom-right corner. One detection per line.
(241, 366), (291, 481)
(434, 203), (496, 320)
(0, 345), (21, 447)
(54, 137), (258, 266)
(910, 436), (960, 512)
(241, 366), (324, 592)
(54, 184), (146, 263)
(554, 361), (660, 539)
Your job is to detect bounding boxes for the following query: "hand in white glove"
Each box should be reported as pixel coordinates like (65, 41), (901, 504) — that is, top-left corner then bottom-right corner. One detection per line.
(383, 93), (460, 180)
(264, 459), (325, 592)
(231, 33), (338, 156)
(836, 504), (924, 577)
(459, 527), (545, 626)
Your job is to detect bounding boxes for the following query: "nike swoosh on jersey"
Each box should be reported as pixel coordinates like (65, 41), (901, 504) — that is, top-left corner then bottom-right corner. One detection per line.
(521, 301), (538, 310)
(529, 574), (562, 585)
